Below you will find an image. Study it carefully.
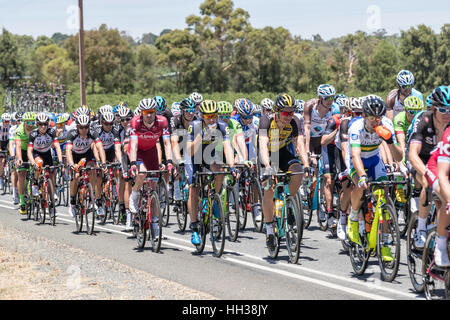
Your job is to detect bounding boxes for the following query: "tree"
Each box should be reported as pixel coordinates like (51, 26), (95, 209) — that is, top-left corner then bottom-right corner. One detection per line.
(135, 43), (159, 94)
(0, 28), (25, 87)
(368, 39), (398, 91)
(141, 32), (158, 45)
(51, 33), (70, 45)
(431, 24), (449, 87)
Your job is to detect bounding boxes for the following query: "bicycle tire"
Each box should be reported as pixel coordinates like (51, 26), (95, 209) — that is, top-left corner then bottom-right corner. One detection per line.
(39, 184), (46, 225)
(75, 185), (84, 233)
(237, 183), (248, 231)
(349, 233), (370, 276)
(210, 193), (226, 258)
(158, 178), (169, 227)
(422, 230), (448, 300)
(195, 208), (207, 254)
(111, 178), (120, 225)
(226, 184), (240, 242)
(249, 179), (264, 233)
(394, 198), (408, 238)
(301, 183), (313, 229)
(148, 191), (162, 253)
(406, 212), (424, 293)
(176, 200), (188, 232)
(317, 180), (328, 231)
(285, 195), (303, 264)
(267, 220), (280, 260)
(46, 179), (56, 226)
(376, 203), (401, 282)
(85, 183), (95, 235)
(32, 199), (40, 222)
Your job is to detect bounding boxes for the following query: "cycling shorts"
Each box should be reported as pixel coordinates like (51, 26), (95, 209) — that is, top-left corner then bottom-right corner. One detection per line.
(349, 154), (387, 182)
(321, 144), (337, 175)
(72, 149), (96, 166)
(32, 150), (53, 167)
(130, 147), (159, 172)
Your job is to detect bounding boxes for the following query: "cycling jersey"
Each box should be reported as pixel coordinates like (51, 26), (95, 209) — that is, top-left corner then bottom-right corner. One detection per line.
(129, 115), (170, 151)
(14, 123), (36, 151)
(187, 119), (230, 157)
(90, 123), (121, 151)
(309, 103), (332, 138)
(426, 125), (450, 190)
(409, 111), (439, 164)
(28, 127), (57, 154)
(230, 114), (259, 160)
(0, 123), (10, 142)
(393, 111), (411, 136)
(259, 113), (303, 153)
(66, 129), (99, 155)
(390, 88), (423, 117)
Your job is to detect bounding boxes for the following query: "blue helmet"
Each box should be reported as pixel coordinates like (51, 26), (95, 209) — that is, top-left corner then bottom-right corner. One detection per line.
(235, 98), (254, 116)
(426, 93), (433, 108)
(317, 84), (336, 98)
(331, 103), (340, 115)
(396, 70), (415, 87)
(431, 85), (450, 107)
(154, 96), (167, 114)
(180, 98), (196, 111)
(295, 100), (304, 114)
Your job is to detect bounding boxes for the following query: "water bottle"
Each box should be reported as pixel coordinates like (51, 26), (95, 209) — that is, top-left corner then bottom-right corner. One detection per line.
(365, 200), (374, 233)
(274, 198), (283, 218)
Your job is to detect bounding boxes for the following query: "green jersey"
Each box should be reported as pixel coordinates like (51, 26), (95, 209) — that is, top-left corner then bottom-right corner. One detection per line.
(14, 123), (36, 151)
(393, 111), (411, 136)
(216, 119), (242, 153)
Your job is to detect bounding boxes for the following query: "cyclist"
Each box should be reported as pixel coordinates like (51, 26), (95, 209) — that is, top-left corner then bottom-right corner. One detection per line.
(294, 100), (304, 120)
(186, 100), (236, 246)
(261, 98), (274, 117)
(91, 110), (122, 217)
(128, 98), (174, 239)
(9, 112), (21, 204)
(410, 85), (450, 248)
(0, 113), (11, 190)
(14, 112), (37, 215)
(436, 125), (450, 267)
(347, 97), (403, 258)
(66, 114), (107, 218)
(27, 113), (63, 219)
(386, 70), (423, 120)
(189, 92), (203, 118)
(259, 93), (310, 249)
(229, 99), (256, 163)
(304, 84), (336, 223)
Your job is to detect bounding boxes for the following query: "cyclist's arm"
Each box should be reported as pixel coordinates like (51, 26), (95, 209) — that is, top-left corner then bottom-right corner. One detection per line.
(437, 160), (450, 203)
(170, 135), (182, 163)
(114, 142), (122, 165)
(223, 140), (235, 168)
(385, 89), (397, 121)
(351, 146), (366, 178)
(396, 132), (406, 161)
(65, 143), (75, 167)
(409, 142), (426, 176)
(341, 140), (348, 162)
(234, 132), (247, 162)
(52, 140), (63, 163)
(162, 136), (173, 163)
(258, 134), (271, 169)
(156, 140), (163, 164)
(303, 103), (312, 153)
(15, 140), (22, 162)
(294, 135), (309, 168)
(93, 141), (106, 164)
(27, 145), (35, 167)
(129, 136), (138, 163)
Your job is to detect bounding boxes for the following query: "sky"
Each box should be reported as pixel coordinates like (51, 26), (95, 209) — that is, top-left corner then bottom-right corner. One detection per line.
(0, 0), (448, 40)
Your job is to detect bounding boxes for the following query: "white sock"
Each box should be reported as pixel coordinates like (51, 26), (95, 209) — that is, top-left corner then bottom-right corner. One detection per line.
(359, 220), (365, 233)
(417, 217), (427, 232)
(339, 211), (347, 224)
(436, 234), (447, 251)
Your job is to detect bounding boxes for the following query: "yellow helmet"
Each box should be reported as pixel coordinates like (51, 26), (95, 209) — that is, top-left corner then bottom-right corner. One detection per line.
(199, 100), (218, 114)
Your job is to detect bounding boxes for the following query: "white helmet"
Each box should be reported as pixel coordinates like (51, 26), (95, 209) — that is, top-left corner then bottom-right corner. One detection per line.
(261, 98), (274, 111)
(171, 102), (181, 116)
(98, 105), (113, 116)
(350, 97), (363, 112)
(317, 84), (336, 98)
(76, 114), (90, 126)
(396, 70), (414, 87)
(36, 112), (49, 123)
(76, 106), (90, 117)
(101, 111), (115, 123)
(1, 113), (11, 121)
(117, 105), (131, 118)
(138, 98), (157, 110)
(134, 107), (141, 116)
(189, 92), (203, 105)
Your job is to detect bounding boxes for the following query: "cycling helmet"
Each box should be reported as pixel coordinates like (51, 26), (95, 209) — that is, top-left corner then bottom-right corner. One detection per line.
(254, 104), (262, 115)
(430, 85), (450, 107)
(134, 107), (141, 116)
(98, 105), (113, 116)
(334, 93), (347, 102)
(76, 105), (90, 117)
(101, 111), (115, 123)
(138, 98), (157, 111)
(362, 97), (386, 117)
(76, 114), (90, 126)
(180, 98), (196, 111)
(11, 112), (16, 121)
(171, 102), (181, 116)
(56, 113), (69, 124)
(235, 98), (254, 116)
(350, 97), (363, 112)
(404, 96), (425, 111)
(261, 98), (274, 111)
(36, 112), (49, 123)
(154, 96), (167, 113)
(317, 84), (336, 98)
(274, 93), (295, 111)
(117, 105), (131, 118)
(334, 97), (350, 112)
(1, 113), (11, 121)
(199, 100), (218, 114)
(15, 112), (23, 121)
(218, 101), (233, 115)
(22, 112), (36, 122)
(426, 93), (433, 108)
(396, 70), (415, 87)
(295, 100), (305, 113)
(189, 92), (203, 105)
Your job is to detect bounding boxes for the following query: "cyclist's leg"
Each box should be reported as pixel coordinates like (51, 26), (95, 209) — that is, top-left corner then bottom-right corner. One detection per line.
(321, 144), (335, 213)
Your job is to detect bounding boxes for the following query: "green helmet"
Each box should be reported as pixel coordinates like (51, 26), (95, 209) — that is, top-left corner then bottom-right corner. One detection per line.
(22, 112), (36, 122)
(404, 96), (425, 111)
(56, 113), (69, 124)
(218, 101), (233, 115)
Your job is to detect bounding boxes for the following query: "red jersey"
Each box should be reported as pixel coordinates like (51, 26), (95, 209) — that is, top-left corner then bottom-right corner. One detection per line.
(426, 125), (450, 184)
(128, 115), (170, 151)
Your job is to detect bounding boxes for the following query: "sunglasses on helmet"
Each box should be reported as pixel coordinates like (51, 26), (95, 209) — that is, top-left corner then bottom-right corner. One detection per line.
(141, 109), (156, 115)
(202, 113), (217, 120)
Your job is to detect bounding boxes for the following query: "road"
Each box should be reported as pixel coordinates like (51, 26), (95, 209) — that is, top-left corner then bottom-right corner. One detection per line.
(0, 193), (425, 300)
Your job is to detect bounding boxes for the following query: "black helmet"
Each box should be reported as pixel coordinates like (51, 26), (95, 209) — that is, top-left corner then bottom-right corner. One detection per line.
(362, 97), (386, 117)
(274, 94), (295, 112)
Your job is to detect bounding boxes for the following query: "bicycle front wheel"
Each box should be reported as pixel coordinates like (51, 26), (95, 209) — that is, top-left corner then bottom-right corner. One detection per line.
(249, 179), (264, 233)
(422, 230), (447, 300)
(84, 183), (96, 235)
(349, 234), (370, 276)
(406, 212), (424, 293)
(148, 191), (162, 253)
(210, 193), (226, 258)
(225, 185), (240, 242)
(376, 203), (401, 282)
(158, 178), (169, 227)
(285, 195), (303, 264)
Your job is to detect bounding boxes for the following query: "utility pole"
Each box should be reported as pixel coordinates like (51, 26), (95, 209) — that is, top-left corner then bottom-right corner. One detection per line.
(78, 0), (86, 106)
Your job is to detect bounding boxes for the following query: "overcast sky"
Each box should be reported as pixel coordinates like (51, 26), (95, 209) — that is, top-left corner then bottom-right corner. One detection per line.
(1, 0), (448, 40)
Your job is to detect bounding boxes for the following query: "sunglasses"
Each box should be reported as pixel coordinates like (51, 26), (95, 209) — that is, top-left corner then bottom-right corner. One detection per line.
(141, 109), (156, 115)
(406, 110), (419, 115)
(25, 121), (35, 126)
(184, 109), (196, 114)
(280, 111), (295, 117)
(37, 122), (48, 127)
(401, 85), (412, 90)
(103, 122), (114, 126)
(220, 115), (231, 120)
(202, 113), (217, 120)
(78, 125), (89, 130)
(120, 118), (132, 122)
(366, 115), (382, 122)
(240, 115), (253, 120)
(323, 96), (334, 101)
(436, 107), (450, 114)
(354, 112), (363, 116)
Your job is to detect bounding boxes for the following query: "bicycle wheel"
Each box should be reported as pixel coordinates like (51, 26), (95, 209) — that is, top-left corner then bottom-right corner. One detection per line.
(317, 181), (328, 231)
(39, 184), (47, 225)
(75, 186), (84, 233)
(209, 193), (226, 258)
(157, 178), (169, 227)
(422, 230), (448, 300)
(394, 198), (408, 238)
(301, 183), (313, 229)
(376, 203), (401, 282)
(285, 195), (303, 264)
(32, 199), (40, 222)
(406, 212), (424, 293)
(148, 191), (162, 253)
(195, 210), (207, 254)
(267, 219), (281, 260)
(349, 233), (370, 276)
(45, 180), (56, 226)
(249, 179), (264, 233)
(84, 183), (96, 235)
(175, 200), (188, 232)
(226, 184), (240, 242)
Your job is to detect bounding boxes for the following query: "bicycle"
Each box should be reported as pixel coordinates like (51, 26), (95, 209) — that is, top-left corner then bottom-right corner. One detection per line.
(54, 156), (70, 207)
(157, 171), (170, 228)
(263, 170), (304, 264)
(422, 227), (450, 300)
(0, 151), (12, 195)
(133, 170), (162, 252)
(171, 162), (189, 232)
(72, 166), (99, 235)
(220, 168), (241, 242)
(406, 188), (439, 293)
(36, 165), (59, 226)
(306, 154), (328, 231)
(99, 162), (121, 225)
(236, 163), (264, 233)
(348, 176), (403, 282)
(193, 166), (229, 258)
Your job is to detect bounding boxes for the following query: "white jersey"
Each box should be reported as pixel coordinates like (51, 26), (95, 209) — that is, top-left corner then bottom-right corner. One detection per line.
(310, 104), (332, 138)
(393, 88), (423, 117)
